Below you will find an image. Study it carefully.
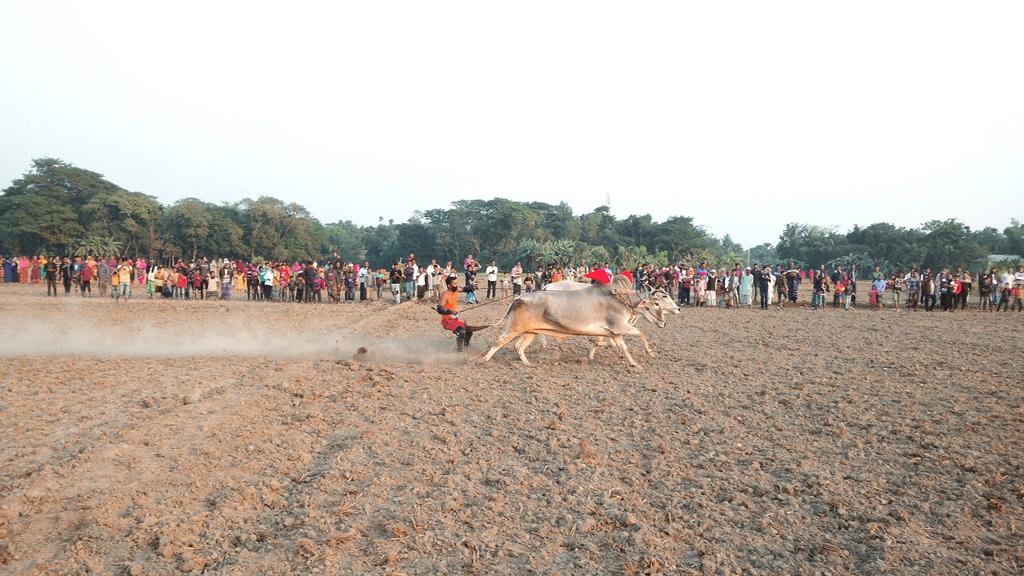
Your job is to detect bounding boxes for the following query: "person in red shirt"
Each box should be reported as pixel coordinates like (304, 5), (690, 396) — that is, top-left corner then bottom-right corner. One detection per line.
(80, 260), (95, 297)
(190, 269), (205, 300)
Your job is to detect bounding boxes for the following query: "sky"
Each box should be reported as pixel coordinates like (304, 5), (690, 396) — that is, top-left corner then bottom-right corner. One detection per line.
(1, 1), (1022, 248)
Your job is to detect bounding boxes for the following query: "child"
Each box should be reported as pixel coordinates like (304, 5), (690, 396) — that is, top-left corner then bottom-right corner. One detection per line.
(889, 274), (902, 312)
(110, 264), (120, 299)
(501, 272), (510, 298)
(996, 283), (1011, 312)
(464, 276), (478, 304)
(871, 277), (886, 310)
(523, 275), (535, 294)
(343, 271), (354, 303)
(191, 269), (205, 300)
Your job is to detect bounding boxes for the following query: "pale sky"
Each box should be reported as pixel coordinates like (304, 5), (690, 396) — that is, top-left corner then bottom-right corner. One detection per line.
(1, 1), (1021, 247)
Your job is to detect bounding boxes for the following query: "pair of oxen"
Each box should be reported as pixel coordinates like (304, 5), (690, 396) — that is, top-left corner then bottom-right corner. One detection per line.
(481, 275), (679, 367)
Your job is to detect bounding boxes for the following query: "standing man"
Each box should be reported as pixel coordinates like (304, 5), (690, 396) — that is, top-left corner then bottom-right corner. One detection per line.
(45, 257), (59, 297)
(978, 267), (995, 312)
(758, 265), (772, 310)
(115, 258), (133, 301)
(486, 260), (498, 299)
(921, 267), (936, 312)
(390, 262), (403, 304)
(403, 258), (417, 301)
(359, 261), (369, 301)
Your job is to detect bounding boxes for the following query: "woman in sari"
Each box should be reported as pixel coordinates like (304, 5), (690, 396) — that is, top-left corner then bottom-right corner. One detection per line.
(19, 256), (30, 283)
(136, 258), (147, 286)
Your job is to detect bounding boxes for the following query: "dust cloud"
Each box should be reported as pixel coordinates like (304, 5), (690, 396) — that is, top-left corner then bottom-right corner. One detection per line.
(0, 310), (467, 365)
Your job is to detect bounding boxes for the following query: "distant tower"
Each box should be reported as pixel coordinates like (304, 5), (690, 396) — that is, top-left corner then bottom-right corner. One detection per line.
(605, 191), (611, 210)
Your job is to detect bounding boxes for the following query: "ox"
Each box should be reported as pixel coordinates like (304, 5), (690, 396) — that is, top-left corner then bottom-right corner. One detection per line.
(527, 281), (678, 359)
(481, 275), (646, 367)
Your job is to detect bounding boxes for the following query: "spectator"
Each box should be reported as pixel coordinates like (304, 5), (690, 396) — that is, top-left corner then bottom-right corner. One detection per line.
(511, 262), (523, 297)
(758, 265), (772, 310)
(403, 259), (416, 300)
(486, 260), (498, 299)
(115, 259), (133, 301)
(390, 263), (403, 304)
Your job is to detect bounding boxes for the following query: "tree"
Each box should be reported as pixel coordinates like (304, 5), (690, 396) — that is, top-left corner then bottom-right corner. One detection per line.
(161, 198), (213, 260)
(921, 219), (981, 269)
(74, 236), (123, 259)
(1004, 219), (1024, 256)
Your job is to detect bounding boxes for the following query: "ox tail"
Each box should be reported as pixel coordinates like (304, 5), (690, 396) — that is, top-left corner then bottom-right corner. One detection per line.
(464, 299), (520, 332)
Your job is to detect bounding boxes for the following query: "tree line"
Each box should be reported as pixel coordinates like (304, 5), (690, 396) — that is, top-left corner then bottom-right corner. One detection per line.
(1, 158), (1021, 272)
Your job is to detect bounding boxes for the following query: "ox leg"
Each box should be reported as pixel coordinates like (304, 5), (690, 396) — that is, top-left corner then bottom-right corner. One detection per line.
(513, 333), (537, 365)
(588, 336), (609, 360)
(637, 331), (656, 357)
(539, 334), (547, 350)
(611, 335), (640, 368)
(482, 330), (523, 363)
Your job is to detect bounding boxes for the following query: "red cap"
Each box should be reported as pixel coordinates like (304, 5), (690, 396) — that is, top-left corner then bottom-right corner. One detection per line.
(619, 270), (633, 284)
(583, 269), (611, 284)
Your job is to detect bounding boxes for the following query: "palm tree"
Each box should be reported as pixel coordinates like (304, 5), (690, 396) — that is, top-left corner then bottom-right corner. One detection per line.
(74, 236), (123, 259)
(515, 239), (540, 269)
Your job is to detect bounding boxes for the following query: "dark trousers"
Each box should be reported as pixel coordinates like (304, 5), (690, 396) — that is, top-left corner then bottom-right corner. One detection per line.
(360, 284), (367, 300)
(47, 278), (58, 296)
(923, 293), (936, 311)
(513, 284), (521, 296)
(487, 280), (496, 298)
(941, 293), (953, 311)
(80, 280), (91, 296)
(263, 284), (272, 301)
(679, 287), (690, 305)
(759, 287), (769, 309)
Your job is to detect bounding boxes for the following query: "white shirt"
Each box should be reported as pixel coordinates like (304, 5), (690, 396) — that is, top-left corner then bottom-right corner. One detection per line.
(486, 265), (498, 282)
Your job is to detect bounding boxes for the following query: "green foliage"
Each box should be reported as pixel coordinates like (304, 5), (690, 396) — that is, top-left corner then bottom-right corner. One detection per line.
(73, 236), (123, 259)
(777, 219), (1019, 274)
(2, 159), (1018, 272)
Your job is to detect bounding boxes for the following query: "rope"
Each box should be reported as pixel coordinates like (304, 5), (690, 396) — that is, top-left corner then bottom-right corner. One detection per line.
(458, 293), (516, 313)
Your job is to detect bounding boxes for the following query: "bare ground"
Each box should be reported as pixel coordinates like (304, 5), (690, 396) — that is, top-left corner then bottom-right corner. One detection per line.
(0, 284), (1022, 575)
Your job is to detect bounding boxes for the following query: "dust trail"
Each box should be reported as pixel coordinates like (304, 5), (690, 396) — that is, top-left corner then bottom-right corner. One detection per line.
(0, 313), (471, 364)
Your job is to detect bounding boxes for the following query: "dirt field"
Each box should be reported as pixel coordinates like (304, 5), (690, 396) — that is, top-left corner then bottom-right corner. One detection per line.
(1, 283), (1022, 575)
